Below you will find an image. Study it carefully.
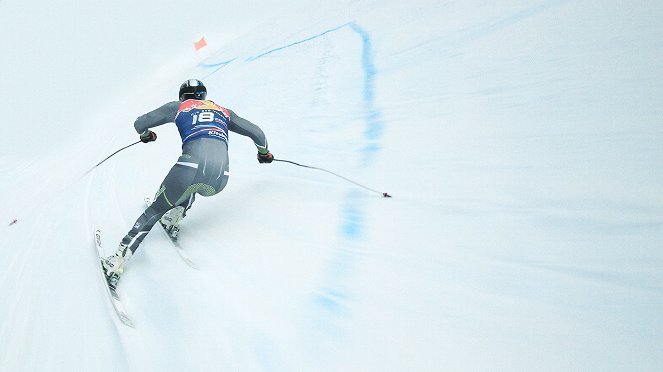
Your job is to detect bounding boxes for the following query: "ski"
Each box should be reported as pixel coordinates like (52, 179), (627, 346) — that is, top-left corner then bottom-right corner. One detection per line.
(93, 229), (135, 327)
(145, 197), (199, 269)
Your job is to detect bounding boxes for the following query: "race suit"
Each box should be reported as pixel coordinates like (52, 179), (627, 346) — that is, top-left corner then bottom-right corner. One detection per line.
(120, 99), (269, 253)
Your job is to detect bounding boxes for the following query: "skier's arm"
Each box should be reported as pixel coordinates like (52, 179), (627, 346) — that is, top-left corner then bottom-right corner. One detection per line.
(133, 101), (180, 134)
(227, 109), (269, 154)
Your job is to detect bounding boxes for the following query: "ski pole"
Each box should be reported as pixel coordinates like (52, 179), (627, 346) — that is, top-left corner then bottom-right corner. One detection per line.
(273, 158), (391, 198)
(86, 140), (141, 174)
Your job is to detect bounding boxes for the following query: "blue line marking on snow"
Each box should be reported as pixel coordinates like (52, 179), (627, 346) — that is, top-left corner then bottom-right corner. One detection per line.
(199, 58), (236, 80)
(200, 58), (236, 68)
(490, 0), (570, 31)
(315, 288), (349, 315)
(350, 23), (376, 103)
(341, 201), (364, 239)
(348, 22), (384, 165)
(236, 22), (385, 165)
(453, 0), (569, 45)
(307, 24), (383, 352)
(201, 22), (384, 237)
(245, 23), (350, 62)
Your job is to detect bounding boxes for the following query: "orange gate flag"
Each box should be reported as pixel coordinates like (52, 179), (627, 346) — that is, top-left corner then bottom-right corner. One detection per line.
(194, 37), (207, 51)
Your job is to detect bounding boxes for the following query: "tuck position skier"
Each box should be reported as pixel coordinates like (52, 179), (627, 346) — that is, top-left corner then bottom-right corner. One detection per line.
(102, 79), (273, 286)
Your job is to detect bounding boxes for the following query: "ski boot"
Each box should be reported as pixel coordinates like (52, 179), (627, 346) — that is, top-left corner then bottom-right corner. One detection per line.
(102, 243), (132, 289)
(160, 206), (185, 240)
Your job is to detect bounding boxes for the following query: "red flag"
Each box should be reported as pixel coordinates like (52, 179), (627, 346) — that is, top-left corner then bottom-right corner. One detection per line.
(194, 37), (207, 51)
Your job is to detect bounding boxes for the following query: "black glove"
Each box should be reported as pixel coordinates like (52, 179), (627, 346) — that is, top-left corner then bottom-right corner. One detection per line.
(140, 130), (157, 143)
(257, 151), (274, 163)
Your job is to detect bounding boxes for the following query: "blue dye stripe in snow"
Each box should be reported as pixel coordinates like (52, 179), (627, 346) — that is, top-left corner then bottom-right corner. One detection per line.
(203, 21), (385, 168)
(200, 58), (236, 68)
(201, 22), (384, 240)
(245, 23), (350, 62)
(199, 58), (236, 80)
(347, 22), (384, 164)
(451, 0), (569, 46)
(200, 23), (385, 162)
(342, 201), (365, 239)
(238, 23), (385, 239)
(314, 25), (381, 340)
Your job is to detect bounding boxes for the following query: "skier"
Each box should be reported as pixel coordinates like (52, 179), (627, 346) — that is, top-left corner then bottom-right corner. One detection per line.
(102, 79), (273, 286)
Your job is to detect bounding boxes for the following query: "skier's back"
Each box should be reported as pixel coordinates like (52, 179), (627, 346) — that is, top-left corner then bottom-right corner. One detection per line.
(102, 79), (274, 286)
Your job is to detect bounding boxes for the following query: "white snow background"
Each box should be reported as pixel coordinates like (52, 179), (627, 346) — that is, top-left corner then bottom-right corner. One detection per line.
(1, 0), (662, 370)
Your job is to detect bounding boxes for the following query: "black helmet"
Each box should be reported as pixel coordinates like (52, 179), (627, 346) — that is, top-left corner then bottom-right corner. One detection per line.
(179, 79), (207, 101)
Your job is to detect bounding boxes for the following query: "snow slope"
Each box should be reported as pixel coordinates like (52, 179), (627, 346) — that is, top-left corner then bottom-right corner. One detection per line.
(1, 0), (663, 370)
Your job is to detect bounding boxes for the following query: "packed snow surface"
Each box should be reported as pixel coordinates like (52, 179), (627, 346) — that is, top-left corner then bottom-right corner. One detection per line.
(1, 0), (662, 370)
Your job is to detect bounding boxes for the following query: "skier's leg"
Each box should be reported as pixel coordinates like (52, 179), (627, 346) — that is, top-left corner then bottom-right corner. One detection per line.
(102, 193), (177, 279)
(105, 141), (229, 278)
(120, 157), (198, 254)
